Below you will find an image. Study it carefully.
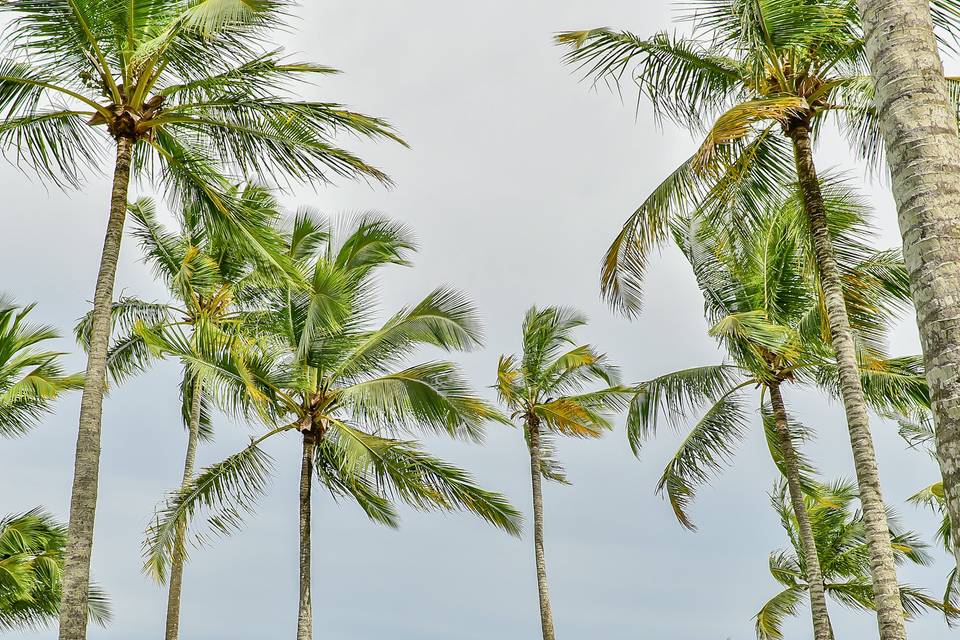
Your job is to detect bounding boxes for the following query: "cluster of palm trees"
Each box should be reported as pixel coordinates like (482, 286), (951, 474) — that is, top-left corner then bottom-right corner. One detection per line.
(3, 0), (960, 639)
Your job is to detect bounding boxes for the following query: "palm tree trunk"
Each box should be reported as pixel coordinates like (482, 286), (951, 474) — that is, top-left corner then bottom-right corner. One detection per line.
(856, 0), (960, 573)
(527, 422), (556, 640)
(59, 137), (135, 640)
(164, 376), (204, 640)
(787, 122), (907, 640)
(768, 381), (835, 640)
(297, 432), (315, 640)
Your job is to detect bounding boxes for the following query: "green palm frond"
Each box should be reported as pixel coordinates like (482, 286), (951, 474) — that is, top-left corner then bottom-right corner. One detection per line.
(601, 130), (793, 314)
(327, 422), (522, 535)
(143, 434), (279, 583)
(763, 475), (948, 630)
(519, 306), (587, 383)
(495, 354), (523, 411)
(329, 212), (416, 275)
(628, 364), (744, 453)
(0, 509), (109, 631)
(657, 389), (750, 530)
(332, 287), (484, 381)
(0, 298), (81, 438)
(555, 29), (743, 130)
(754, 585), (805, 640)
(313, 436), (400, 528)
(339, 361), (506, 442)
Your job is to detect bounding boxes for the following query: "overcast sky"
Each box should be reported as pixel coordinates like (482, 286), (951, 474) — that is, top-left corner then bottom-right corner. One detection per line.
(0, 2), (954, 639)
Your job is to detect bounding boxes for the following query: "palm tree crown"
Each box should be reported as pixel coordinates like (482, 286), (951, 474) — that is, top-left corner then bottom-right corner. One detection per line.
(0, 510), (109, 631)
(497, 306), (629, 480)
(0, 0), (405, 279)
(143, 210), (522, 577)
(756, 480), (953, 639)
(630, 184), (922, 526)
(556, 0), (960, 313)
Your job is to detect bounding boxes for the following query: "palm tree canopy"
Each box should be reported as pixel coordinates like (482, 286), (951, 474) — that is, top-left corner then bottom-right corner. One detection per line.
(0, 0), (403, 273)
(755, 479), (955, 639)
(496, 306), (630, 482)
(74, 188), (283, 439)
(0, 298), (82, 438)
(626, 184), (926, 527)
(142, 211), (521, 581)
(555, 0), (960, 313)
(0, 509), (109, 631)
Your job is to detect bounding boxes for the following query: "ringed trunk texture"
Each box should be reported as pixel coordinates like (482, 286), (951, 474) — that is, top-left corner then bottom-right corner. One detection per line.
(58, 137), (135, 640)
(528, 423), (556, 640)
(788, 123), (907, 640)
(768, 382), (834, 640)
(857, 0), (960, 572)
(297, 432), (315, 640)
(164, 376), (204, 640)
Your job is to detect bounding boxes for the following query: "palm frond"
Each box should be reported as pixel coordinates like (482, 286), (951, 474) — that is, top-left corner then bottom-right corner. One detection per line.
(143, 437), (276, 583)
(339, 361), (505, 442)
(657, 390), (750, 529)
(328, 422), (522, 535)
(555, 29), (742, 129)
(627, 364), (744, 454)
(754, 585), (805, 640)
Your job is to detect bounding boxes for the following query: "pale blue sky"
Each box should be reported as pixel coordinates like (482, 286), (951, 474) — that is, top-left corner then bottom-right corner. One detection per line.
(0, 2), (952, 638)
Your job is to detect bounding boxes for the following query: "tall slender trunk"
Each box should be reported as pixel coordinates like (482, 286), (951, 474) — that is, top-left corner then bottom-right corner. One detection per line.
(768, 381), (834, 640)
(164, 375), (204, 640)
(527, 422), (556, 640)
(59, 137), (134, 640)
(856, 0), (960, 572)
(297, 432), (315, 640)
(787, 123), (907, 640)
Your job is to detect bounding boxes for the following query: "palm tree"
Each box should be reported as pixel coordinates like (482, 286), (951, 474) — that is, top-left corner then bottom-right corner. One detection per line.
(142, 212), (522, 640)
(0, 298), (82, 439)
(555, 4), (960, 636)
(0, 510), (109, 631)
(855, 0), (960, 573)
(629, 185), (924, 640)
(0, 4), (402, 635)
(75, 189), (275, 640)
(756, 480), (955, 639)
(496, 306), (629, 640)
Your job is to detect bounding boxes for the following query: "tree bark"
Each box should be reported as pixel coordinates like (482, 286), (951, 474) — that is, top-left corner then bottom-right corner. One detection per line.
(856, 0), (960, 572)
(787, 123), (907, 640)
(164, 375), (204, 640)
(58, 137), (134, 640)
(297, 432), (315, 640)
(527, 422), (556, 640)
(768, 381), (835, 640)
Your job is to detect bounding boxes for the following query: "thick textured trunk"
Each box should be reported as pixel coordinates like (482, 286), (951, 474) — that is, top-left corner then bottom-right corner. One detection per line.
(856, 0), (960, 572)
(58, 137), (134, 640)
(788, 124), (907, 640)
(164, 376), (204, 640)
(768, 382), (834, 640)
(528, 423), (556, 640)
(297, 433), (315, 640)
